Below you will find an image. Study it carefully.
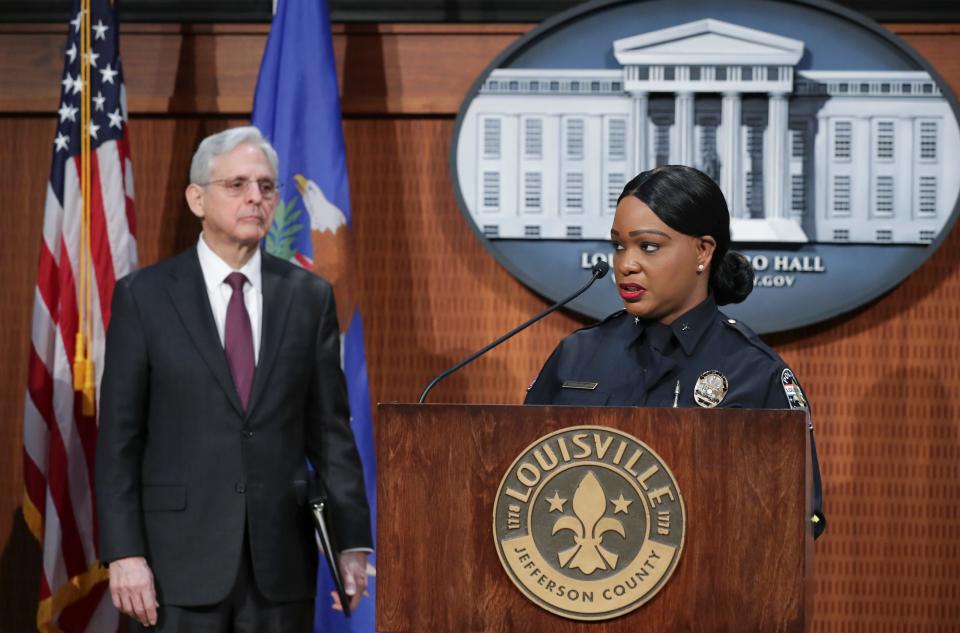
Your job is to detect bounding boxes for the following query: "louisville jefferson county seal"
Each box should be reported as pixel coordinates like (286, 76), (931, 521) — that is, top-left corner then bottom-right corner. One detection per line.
(493, 426), (685, 621)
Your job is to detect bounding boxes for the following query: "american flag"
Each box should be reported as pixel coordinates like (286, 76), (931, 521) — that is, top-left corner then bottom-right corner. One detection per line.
(23, 0), (137, 630)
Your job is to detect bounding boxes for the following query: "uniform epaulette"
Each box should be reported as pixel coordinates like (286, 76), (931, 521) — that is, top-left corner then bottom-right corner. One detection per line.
(719, 313), (780, 363)
(576, 309), (626, 332)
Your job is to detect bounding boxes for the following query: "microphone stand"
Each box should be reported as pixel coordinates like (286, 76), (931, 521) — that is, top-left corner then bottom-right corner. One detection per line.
(418, 261), (609, 403)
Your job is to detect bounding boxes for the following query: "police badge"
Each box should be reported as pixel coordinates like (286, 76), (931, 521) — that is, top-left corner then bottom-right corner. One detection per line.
(693, 371), (728, 408)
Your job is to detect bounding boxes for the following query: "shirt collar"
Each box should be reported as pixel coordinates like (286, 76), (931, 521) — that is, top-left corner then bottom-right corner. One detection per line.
(628, 295), (717, 356)
(196, 234), (262, 293)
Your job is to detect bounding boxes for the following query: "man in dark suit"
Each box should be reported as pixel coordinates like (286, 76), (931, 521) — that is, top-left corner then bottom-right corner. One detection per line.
(95, 126), (371, 631)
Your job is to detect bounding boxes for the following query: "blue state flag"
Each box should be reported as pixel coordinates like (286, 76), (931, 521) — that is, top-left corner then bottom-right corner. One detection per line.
(252, 1), (377, 631)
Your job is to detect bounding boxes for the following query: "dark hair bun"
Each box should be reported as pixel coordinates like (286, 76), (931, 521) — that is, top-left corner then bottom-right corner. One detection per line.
(619, 166), (752, 305)
(711, 251), (753, 305)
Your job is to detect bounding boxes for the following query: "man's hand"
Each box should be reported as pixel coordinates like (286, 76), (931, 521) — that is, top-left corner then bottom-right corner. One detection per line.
(338, 551), (369, 612)
(108, 556), (158, 627)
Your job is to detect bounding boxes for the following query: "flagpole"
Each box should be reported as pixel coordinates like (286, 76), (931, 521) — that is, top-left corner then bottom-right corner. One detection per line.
(74, 0), (90, 393)
(80, 0), (97, 414)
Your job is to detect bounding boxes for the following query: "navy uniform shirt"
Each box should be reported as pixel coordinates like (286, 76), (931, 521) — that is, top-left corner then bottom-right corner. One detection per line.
(525, 295), (826, 538)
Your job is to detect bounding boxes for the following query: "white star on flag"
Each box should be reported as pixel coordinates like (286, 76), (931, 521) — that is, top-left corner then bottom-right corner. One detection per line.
(89, 121), (100, 139)
(92, 19), (109, 40)
(61, 74), (74, 92)
(53, 132), (69, 151)
(58, 102), (78, 123)
(100, 63), (118, 85)
(85, 50), (99, 68)
(65, 43), (77, 63)
(107, 108), (123, 129)
(70, 10), (84, 31)
(92, 91), (106, 111)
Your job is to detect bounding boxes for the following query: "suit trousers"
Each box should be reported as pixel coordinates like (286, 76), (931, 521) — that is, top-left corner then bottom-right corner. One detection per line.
(133, 529), (313, 633)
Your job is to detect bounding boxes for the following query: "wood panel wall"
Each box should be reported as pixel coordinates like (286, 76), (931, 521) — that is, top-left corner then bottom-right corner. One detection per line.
(1, 21), (959, 632)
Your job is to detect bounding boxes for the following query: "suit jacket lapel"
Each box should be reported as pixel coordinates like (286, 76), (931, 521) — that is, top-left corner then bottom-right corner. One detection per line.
(245, 253), (293, 418)
(167, 249), (246, 417)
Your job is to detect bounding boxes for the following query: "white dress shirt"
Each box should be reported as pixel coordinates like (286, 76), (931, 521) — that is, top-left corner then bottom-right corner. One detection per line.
(196, 235), (262, 364)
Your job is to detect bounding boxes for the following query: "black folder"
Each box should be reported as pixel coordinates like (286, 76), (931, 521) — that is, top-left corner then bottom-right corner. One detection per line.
(307, 478), (352, 618)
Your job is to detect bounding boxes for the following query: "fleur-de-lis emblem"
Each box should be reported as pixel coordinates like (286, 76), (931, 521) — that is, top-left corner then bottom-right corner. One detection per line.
(551, 471), (625, 574)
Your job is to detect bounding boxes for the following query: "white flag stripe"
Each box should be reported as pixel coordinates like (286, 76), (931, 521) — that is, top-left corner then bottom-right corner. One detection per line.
(42, 489), (69, 594)
(23, 394), (51, 479)
(42, 185), (65, 267)
(26, 288), (56, 480)
(96, 141), (134, 280)
(31, 289), (59, 374)
(123, 155), (136, 201)
(61, 159), (82, 302)
(87, 268), (108, 398)
(122, 151), (139, 269)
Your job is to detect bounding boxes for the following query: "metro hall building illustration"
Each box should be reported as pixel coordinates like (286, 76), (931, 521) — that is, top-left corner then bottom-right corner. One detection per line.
(455, 19), (960, 244)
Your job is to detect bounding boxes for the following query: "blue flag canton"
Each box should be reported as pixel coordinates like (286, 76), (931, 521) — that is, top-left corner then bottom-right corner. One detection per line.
(51, 0), (127, 203)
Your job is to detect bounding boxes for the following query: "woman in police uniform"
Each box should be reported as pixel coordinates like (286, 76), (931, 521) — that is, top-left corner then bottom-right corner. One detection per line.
(524, 165), (825, 537)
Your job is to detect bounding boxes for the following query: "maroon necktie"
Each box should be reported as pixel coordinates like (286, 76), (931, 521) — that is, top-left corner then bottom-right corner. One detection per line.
(224, 272), (254, 411)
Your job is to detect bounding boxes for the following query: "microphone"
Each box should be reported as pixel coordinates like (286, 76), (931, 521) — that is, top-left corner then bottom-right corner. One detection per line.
(418, 260), (610, 403)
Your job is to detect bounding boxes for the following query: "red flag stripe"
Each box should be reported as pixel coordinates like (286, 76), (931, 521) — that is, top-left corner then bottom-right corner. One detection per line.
(23, 447), (48, 504)
(30, 288), (60, 393)
(27, 346), (89, 579)
(59, 577), (111, 632)
(75, 410), (100, 548)
(81, 154), (114, 502)
(89, 148), (118, 325)
(35, 237), (61, 325)
(27, 350), (57, 429)
(23, 451), (47, 525)
(23, 386), (51, 479)
(54, 236), (80, 369)
(69, 390), (99, 563)
(22, 393), (50, 542)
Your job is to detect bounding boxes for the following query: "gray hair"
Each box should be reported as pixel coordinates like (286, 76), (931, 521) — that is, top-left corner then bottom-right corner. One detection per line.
(189, 126), (279, 185)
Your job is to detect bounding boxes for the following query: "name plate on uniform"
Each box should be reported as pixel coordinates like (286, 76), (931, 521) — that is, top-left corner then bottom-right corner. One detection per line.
(561, 380), (600, 390)
(493, 426), (685, 620)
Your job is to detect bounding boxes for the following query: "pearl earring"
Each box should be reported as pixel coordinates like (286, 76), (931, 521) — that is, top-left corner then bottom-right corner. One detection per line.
(697, 263), (704, 272)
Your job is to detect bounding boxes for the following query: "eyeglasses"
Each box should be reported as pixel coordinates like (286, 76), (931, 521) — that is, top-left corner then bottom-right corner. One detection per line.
(202, 177), (282, 200)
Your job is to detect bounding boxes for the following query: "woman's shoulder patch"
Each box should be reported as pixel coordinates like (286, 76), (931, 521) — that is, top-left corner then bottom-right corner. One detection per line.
(781, 368), (808, 410)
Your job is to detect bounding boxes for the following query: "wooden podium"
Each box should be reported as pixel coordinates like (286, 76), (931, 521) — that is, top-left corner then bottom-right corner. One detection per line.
(376, 404), (814, 632)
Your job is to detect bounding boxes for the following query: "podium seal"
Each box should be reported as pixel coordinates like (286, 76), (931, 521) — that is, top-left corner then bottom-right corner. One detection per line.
(493, 426), (685, 621)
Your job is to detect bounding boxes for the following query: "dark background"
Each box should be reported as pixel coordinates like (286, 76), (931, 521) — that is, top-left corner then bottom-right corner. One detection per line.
(0, 0), (958, 23)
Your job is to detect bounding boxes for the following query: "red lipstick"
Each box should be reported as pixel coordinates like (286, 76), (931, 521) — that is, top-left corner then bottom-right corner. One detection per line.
(619, 283), (646, 301)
